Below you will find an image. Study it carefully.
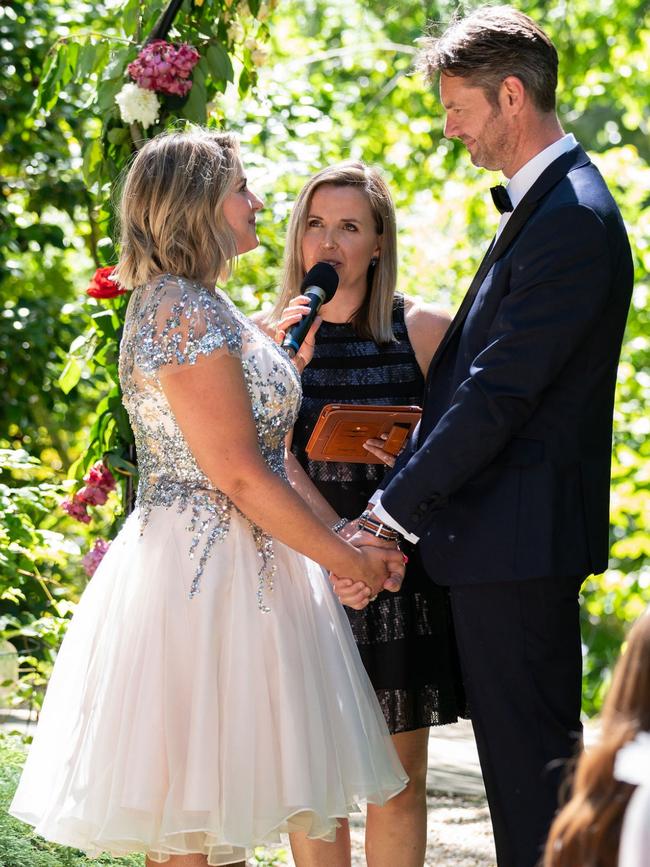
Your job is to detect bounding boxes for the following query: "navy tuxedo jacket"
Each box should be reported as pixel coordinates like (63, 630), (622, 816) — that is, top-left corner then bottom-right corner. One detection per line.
(382, 145), (633, 584)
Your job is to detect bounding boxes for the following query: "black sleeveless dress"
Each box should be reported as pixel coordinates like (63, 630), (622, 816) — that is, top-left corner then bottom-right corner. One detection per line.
(292, 297), (467, 733)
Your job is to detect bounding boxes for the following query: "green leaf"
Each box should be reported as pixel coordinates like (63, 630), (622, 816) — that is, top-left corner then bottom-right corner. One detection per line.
(58, 358), (82, 394)
(82, 138), (103, 186)
(96, 76), (124, 113)
(34, 44), (67, 114)
(76, 40), (102, 80)
(102, 50), (130, 82)
(238, 67), (250, 99)
(68, 334), (90, 354)
(92, 309), (119, 338)
(122, 1), (140, 37)
(104, 451), (138, 477)
(113, 405), (134, 444)
(183, 77), (207, 124)
(61, 41), (79, 86)
(107, 127), (129, 146)
(206, 42), (234, 84)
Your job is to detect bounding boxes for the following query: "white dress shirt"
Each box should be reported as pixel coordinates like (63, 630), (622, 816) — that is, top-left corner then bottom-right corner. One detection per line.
(373, 133), (579, 543)
(497, 133), (577, 236)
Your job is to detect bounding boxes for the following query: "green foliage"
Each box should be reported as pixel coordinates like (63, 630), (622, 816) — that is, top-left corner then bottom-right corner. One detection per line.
(0, 738), (144, 865)
(0, 448), (74, 711)
(0, 448), (120, 710)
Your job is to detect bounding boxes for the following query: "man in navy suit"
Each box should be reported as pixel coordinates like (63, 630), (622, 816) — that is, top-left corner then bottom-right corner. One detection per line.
(338, 6), (634, 866)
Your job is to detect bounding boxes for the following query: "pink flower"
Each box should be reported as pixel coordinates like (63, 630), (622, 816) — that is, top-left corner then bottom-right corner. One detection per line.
(61, 462), (116, 522)
(84, 462), (117, 492)
(61, 497), (91, 524)
(127, 40), (200, 97)
(77, 485), (109, 506)
(82, 539), (111, 577)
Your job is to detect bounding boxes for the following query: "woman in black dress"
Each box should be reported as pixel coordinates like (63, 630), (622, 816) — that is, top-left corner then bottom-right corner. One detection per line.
(258, 161), (466, 867)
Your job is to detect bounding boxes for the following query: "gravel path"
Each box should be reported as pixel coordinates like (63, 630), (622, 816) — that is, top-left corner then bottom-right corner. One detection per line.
(283, 720), (498, 867)
(352, 793), (496, 867)
(282, 791), (496, 867)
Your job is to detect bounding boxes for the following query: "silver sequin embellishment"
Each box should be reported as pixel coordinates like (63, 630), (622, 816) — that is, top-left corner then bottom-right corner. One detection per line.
(118, 274), (301, 610)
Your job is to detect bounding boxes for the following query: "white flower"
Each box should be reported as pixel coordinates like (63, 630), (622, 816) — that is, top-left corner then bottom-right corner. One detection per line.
(251, 46), (270, 67)
(227, 20), (245, 43)
(115, 83), (160, 129)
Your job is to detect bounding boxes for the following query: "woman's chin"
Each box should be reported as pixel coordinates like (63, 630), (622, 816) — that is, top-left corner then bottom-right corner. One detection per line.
(237, 235), (260, 255)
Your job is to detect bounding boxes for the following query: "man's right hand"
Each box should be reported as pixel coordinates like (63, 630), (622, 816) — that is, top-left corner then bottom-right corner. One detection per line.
(348, 528), (397, 550)
(348, 527), (404, 592)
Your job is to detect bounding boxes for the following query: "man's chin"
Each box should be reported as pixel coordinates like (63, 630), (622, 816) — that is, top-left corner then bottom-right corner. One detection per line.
(470, 152), (502, 172)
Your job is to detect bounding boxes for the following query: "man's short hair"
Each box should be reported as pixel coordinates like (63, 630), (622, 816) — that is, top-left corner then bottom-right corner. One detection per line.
(417, 5), (558, 112)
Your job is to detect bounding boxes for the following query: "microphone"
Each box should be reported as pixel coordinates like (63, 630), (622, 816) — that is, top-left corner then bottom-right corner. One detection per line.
(282, 262), (339, 358)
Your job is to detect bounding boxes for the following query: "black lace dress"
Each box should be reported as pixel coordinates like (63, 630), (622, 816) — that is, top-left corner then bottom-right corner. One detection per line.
(291, 296), (467, 734)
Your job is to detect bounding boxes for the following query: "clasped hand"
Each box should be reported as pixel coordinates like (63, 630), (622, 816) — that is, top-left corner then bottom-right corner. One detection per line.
(331, 530), (404, 610)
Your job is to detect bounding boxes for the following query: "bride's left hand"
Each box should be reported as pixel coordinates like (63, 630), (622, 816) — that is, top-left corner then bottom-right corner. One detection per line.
(330, 576), (374, 609)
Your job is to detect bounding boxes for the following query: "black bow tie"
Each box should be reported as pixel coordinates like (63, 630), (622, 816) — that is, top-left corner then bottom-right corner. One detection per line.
(490, 185), (513, 214)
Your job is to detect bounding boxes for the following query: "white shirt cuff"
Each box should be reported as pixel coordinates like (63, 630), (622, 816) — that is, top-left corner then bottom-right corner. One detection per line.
(368, 489), (382, 507)
(373, 497), (420, 544)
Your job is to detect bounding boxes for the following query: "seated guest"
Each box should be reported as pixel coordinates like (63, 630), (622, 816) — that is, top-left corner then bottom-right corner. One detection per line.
(544, 609), (650, 867)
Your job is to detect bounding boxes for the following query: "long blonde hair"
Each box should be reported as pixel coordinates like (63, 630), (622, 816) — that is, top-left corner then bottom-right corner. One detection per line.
(544, 610), (650, 867)
(113, 129), (240, 291)
(273, 161), (398, 344)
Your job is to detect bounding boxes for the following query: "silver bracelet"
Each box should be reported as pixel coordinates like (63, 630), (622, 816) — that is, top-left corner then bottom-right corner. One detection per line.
(331, 517), (350, 535)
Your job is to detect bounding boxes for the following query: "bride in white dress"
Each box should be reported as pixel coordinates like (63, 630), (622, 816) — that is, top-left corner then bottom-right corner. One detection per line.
(9, 129), (407, 867)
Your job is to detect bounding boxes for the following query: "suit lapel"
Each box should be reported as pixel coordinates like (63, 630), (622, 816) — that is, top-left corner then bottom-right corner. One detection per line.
(424, 145), (591, 389)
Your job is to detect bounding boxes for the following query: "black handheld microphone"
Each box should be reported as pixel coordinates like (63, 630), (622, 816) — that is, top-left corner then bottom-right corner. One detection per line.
(282, 262), (339, 358)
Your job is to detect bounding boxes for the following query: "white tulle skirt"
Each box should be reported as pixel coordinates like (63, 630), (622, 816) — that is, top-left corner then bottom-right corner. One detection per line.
(10, 505), (407, 864)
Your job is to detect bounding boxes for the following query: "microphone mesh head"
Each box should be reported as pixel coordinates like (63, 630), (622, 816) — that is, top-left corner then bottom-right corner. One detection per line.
(300, 262), (339, 302)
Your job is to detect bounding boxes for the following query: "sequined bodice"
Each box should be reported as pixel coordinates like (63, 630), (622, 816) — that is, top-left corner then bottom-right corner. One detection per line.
(119, 274), (301, 605)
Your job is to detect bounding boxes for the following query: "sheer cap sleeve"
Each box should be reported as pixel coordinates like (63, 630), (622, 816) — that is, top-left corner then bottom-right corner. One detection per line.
(135, 275), (243, 375)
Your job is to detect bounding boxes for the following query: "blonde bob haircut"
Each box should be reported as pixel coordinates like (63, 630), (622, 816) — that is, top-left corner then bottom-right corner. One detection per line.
(113, 129), (241, 291)
(272, 161), (398, 345)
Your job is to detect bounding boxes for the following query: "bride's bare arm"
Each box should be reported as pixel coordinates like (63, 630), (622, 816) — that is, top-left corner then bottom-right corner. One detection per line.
(159, 351), (403, 592)
(284, 449), (339, 525)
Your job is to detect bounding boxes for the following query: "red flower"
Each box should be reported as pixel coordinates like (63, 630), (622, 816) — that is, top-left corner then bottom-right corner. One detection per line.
(77, 485), (109, 506)
(84, 461), (117, 492)
(86, 266), (126, 299)
(61, 497), (91, 524)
